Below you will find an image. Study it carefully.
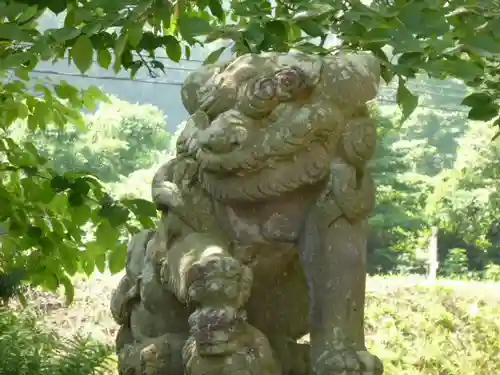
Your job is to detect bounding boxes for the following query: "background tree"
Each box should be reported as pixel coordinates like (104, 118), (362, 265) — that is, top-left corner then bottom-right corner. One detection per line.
(7, 96), (170, 182)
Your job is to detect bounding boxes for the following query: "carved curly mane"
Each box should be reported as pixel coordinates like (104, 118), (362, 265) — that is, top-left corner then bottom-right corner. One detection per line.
(199, 140), (332, 202)
(174, 102), (344, 202)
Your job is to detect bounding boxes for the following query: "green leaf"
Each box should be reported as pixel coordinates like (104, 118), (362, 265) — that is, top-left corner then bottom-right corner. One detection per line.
(55, 80), (80, 101)
(17, 5), (39, 23)
(95, 253), (106, 273)
(85, 85), (110, 102)
(81, 254), (95, 276)
(179, 16), (213, 40)
(129, 61), (142, 79)
(0, 51), (34, 70)
(59, 244), (79, 275)
(467, 105), (499, 122)
(0, 23), (33, 42)
(59, 274), (75, 306)
(466, 34), (500, 55)
(64, 107), (86, 130)
(68, 191), (85, 206)
(21, 178), (47, 202)
(95, 221), (120, 249)
(262, 20), (289, 51)
(164, 35), (182, 62)
(71, 177), (91, 195)
(16, 102), (29, 119)
(209, 0), (225, 21)
(204, 46), (226, 65)
(82, 85), (110, 110)
(42, 271), (59, 292)
(292, 7), (333, 22)
(32, 101), (52, 128)
(296, 20), (325, 37)
(243, 22), (265, 46)
(426, 59), (484, 82)
(69, 204), (92, 226)
(462, 91), (499, 121)
(50, 175), (72, 192)
(396, 78), (418, 122)
(97, 49), (112, 69)
(461, 92), (494, 107)
(127, 22), (144, 47)
(15, 66), (31, 81)
(108, 243), (128, 274)
(99, 202), (130, 227)
(27, 225), (42, 240)
(47, 0), (66, 14)
(71, 35), (94, 74)
(50, 27), (81, 43)
(37, 180), (56, 204)
(122, 198), (158, 218)
(115, 33), (128, 57)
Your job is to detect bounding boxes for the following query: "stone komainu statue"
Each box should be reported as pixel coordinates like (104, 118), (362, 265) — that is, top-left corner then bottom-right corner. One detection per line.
(110, 52), (383, 375)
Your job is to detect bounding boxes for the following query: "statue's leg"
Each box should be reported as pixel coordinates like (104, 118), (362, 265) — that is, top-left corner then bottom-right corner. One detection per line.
(116, 327), (186, 375)
(110, 230), (190, 375)
(299, 213), (383, 375)
(160, 231), (281, 375)
(246, 252), (311, 375)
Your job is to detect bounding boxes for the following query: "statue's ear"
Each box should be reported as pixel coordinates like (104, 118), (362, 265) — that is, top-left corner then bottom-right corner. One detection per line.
(321, 53), (381, 107)
(273, 53), (323, 86)
(181, 61), (231, 114)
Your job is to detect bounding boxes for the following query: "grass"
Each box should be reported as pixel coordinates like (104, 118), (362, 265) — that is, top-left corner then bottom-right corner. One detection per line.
(365, 277), (500, 374)
(0, 308), (114, 375)
(2, 273), (500, 375)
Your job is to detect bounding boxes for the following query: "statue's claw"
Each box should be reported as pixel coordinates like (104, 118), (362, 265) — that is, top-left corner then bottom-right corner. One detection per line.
(314, 348), (383, 375)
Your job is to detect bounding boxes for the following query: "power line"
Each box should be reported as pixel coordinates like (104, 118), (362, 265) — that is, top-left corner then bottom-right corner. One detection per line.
(34, 48), (470, 99)
(30, 68), (469, 114)
(141, 54), (470, 97)
(146, 54), (470, 97)
(32, 68), (466, 101)
(377, 99), (468, 114)
(32, 68), (184, 86)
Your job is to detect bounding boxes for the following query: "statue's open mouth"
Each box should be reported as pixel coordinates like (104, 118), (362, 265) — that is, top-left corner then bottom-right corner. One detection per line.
(198, 139), (243, 155)
(196, 147), (257, 176)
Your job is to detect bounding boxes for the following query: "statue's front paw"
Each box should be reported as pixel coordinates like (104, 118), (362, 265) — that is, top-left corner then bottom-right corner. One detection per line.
(188, 306), (246, 356)
(183, 322), (281, 375)
(314, 349), (383, 375)
(356, 350), (383, 375)
(314, 348), (360, 375)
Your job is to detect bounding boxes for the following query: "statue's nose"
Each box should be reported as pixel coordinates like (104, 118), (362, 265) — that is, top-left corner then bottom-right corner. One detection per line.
(198, 126), (247, 154)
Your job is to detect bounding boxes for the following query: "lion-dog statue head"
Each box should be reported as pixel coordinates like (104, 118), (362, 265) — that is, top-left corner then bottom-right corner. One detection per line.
(174, 52), (380, 203)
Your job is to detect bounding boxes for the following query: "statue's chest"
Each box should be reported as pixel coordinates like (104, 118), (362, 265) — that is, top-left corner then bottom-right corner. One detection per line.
(211, 198), (313, 268)
(214, 199), (311, 245)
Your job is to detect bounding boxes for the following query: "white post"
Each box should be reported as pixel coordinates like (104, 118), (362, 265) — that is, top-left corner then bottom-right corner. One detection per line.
(427, 226), (439, 283)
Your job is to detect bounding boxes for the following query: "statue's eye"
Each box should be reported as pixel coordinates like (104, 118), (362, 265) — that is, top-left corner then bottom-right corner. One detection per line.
(238, 77), (278, 119)
(250, 77), (276, 100)
(276, 68), (300, 88)
(274, 67), (310, 101)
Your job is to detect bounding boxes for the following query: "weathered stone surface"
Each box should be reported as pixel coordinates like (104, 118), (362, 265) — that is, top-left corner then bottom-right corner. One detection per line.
(111, 51), (383, 375)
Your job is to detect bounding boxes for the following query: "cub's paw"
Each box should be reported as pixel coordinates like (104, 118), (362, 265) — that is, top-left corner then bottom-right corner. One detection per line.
(188, 306), (246, 356)
(183, 322), (281, 375)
